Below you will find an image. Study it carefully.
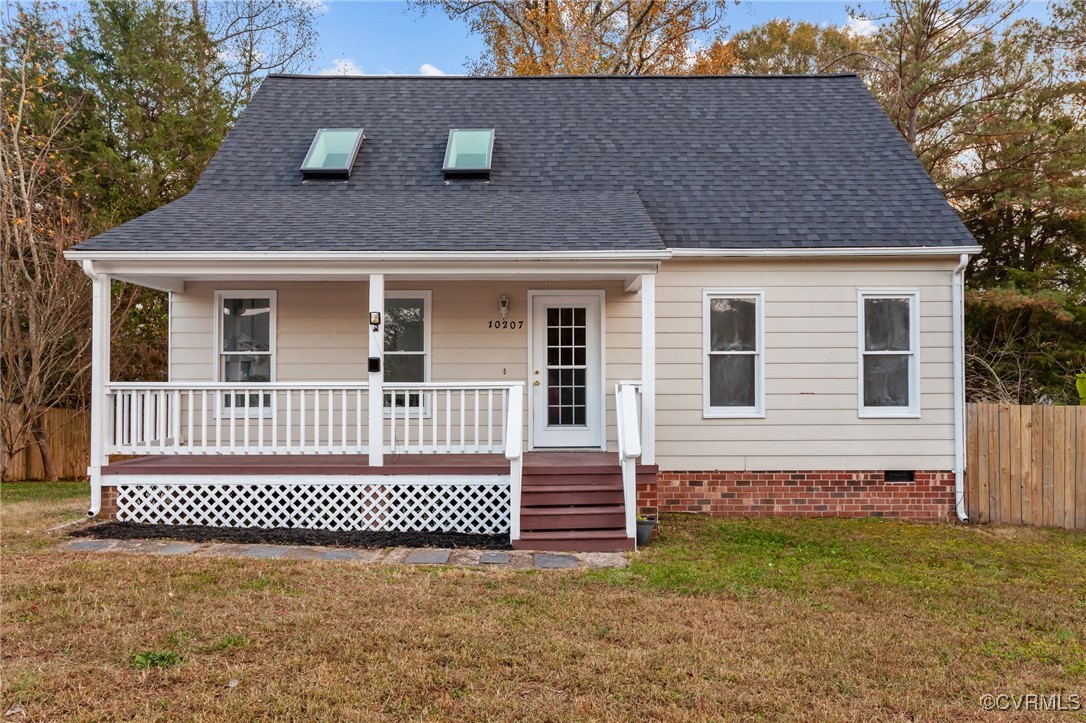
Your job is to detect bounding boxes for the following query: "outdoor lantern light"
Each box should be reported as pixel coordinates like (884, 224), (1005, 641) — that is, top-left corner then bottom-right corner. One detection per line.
(369, 311), (381, 330)
(499, 295), (510, 320)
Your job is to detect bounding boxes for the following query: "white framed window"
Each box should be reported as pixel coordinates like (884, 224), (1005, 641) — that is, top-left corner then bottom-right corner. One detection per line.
(384, 291), (431, 410)
(857, 289), (920, 418)
(214, 290), (276, 413)
(703, 289), (765, 418)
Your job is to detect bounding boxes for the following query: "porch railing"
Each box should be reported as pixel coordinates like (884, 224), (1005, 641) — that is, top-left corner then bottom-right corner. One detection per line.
(615, 381), (642, 546)
(384, 383), (512, 455)
(105, 381), (522, 457)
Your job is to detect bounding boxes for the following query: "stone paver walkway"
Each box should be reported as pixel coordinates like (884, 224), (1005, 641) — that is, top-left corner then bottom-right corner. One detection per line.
(58, 538), (628, 570)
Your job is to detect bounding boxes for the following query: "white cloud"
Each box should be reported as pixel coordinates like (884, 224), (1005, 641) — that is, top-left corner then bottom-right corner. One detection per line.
(845, 16), (879, 37)
(419, 63), (446, 76)
(319, 58), (364, 76)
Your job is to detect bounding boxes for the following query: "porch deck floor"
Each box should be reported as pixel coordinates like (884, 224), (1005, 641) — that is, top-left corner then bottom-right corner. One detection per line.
(103, 451), (656, 476)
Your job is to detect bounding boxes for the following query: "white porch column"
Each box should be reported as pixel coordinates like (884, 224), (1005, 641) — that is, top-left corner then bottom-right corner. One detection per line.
(640, 272), (656, 465)
(88, 270), (111, 516)
(368, 273), (385, 466)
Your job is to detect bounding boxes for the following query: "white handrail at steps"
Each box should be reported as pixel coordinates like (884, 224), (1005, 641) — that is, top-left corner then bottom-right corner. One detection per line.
(505, 383), (525, 543)
(615, 381), (642, 548)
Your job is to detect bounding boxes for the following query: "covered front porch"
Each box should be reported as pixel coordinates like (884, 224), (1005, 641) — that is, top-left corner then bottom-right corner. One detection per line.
(79, 253), (662, 550)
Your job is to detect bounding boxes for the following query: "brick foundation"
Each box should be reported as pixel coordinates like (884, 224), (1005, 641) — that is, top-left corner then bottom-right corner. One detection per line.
(99, 485), (119, 520)
(637, 470), (956, 521)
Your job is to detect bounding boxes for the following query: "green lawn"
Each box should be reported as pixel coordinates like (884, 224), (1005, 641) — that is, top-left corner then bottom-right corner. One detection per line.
(2, 482), (1084, 721)
(1, 481), (88, 505)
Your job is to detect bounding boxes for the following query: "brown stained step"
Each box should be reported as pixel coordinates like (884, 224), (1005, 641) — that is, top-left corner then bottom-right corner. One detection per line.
(513, 530), (635, 553)
(523, 465), (623, 476)
(521, 474), (624, 488)
(522, 489), (625, 506)
(520, 505), (626, 531)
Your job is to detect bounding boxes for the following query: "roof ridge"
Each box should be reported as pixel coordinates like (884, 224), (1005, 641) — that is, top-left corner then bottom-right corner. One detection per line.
(266, 73), (860, 81)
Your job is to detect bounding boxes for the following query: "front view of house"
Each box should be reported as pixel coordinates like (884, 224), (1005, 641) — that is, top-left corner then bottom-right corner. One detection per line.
(66, 74), (979, 551)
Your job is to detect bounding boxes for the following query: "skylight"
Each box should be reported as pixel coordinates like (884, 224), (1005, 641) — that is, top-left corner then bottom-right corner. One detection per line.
(443, 129), (494, 175)
(301, 128), (364, 178)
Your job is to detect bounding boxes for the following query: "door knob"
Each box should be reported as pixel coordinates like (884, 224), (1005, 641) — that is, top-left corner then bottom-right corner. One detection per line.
(533, 380), (541, 387)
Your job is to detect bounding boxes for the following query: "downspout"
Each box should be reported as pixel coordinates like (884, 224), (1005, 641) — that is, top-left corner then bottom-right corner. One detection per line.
(952, 254), (969, 522)
(81, 260), (102, 518)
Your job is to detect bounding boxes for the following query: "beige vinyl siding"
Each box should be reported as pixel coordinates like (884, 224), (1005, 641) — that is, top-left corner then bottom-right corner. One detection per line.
(168, 257), (958, 470)
(655, 258), (957, 472)
(169, 279), (642, 448)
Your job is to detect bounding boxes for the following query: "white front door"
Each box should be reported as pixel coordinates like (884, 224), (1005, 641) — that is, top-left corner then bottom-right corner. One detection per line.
(530, 293), (603, 448)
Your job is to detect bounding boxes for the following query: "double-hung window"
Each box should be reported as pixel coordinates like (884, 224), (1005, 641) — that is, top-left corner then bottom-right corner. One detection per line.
(384, 291), (431, 410)
(858, 290), (919, 417)
(703, 290), (764, 417)
(216, 291), (276, 411)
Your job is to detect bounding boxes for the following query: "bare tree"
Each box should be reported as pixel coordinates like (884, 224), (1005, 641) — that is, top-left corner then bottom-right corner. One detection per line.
(1, 8), (93, 480)
(842, 0), (1032, 191)
(415, 0), (732, 75)
(192, 0), (319, 113)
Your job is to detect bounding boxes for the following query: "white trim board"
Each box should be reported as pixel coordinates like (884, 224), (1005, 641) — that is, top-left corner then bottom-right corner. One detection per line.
(104, 474), (512, 486)
(670, 246), (981, 258)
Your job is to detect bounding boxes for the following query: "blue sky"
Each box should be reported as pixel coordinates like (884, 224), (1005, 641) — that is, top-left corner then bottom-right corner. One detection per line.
(309, 0), (1049, 76)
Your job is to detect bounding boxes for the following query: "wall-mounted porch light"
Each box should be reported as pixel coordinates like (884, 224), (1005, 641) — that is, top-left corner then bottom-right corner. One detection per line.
(369, 311), (381, 330)
(499, 295), (510, 320)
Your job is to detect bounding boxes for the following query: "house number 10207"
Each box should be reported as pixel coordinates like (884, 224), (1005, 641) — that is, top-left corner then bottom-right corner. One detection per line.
(488, 320), (524, 329)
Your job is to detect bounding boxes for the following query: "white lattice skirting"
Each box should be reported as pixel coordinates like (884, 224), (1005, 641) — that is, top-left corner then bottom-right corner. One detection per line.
(112, 478), (511, 534)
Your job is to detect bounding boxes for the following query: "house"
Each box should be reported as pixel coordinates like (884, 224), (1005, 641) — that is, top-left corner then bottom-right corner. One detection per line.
(65, 74), (979, 551)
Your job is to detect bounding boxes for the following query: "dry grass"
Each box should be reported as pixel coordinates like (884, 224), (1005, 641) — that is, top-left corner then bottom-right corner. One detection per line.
(2, 483), (1085, 721)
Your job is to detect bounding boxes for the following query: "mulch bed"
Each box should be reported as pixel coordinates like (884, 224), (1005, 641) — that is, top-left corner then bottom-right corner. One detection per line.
(70, 522), (512, 550)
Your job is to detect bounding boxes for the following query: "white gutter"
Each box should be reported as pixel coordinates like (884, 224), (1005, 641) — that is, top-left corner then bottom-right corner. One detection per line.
(952, 253), (969, 522)
(670, 246), (982, 258)
(64, 249), (673, 263)
(64, 245), (986, 263)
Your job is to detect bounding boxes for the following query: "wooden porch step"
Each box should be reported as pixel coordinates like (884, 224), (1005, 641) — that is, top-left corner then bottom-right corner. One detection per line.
(520, 505), (626, 531)
(521, 473), (624, 488)
(513, 530), (634, 552)
(522, 487), (625, 506)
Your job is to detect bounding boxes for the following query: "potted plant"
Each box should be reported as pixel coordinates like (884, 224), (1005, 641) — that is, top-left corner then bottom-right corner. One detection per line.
(636, 515), (657, 547)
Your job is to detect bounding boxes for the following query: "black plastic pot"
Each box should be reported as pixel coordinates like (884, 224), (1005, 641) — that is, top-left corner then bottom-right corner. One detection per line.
(635, 518), (655, 547)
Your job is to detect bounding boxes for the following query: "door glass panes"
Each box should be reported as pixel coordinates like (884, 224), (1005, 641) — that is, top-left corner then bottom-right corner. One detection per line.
(546, 306), (588, 426)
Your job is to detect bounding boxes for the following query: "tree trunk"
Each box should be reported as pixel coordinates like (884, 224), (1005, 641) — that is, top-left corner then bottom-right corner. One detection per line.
(31, 415), (58, 482)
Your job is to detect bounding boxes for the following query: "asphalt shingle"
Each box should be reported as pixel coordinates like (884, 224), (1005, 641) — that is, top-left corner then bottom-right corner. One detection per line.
(73, 74), (976, 253)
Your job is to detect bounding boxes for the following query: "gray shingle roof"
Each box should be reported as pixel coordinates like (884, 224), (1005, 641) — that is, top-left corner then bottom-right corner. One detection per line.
(74, 74), (976, 253)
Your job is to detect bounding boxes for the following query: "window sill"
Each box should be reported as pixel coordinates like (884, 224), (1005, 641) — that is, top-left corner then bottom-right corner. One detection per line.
(858, 410), (921, 419)
(215, 409), (274, 420)
(703, 410), (766, 420)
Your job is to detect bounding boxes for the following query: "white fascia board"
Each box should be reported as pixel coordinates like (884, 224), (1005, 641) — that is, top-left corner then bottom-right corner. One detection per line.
(64, 249), (672, 263)
(64, 260), (665, 286)
(670, 246), (982, 258)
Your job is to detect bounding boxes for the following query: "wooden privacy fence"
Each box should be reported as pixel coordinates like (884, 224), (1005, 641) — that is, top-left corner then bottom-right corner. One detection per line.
(966, 403), (1085, 530)
(1, 407), (90, 481)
